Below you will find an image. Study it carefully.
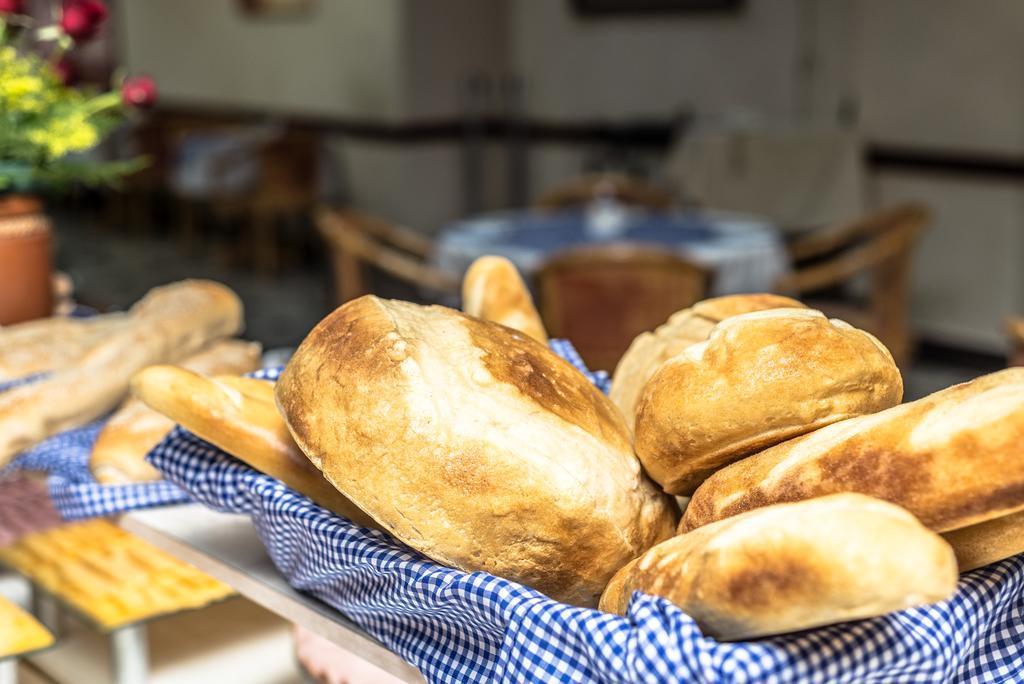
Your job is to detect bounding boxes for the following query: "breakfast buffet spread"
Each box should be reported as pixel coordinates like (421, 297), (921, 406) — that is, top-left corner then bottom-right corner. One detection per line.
(1, 256), (1024, 681)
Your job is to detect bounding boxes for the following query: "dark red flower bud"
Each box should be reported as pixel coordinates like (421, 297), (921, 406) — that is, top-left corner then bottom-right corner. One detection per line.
(61, 0), (108, 41)
(0, 0), (24, 15)
(53, 57), (79, 86)
(121, 75), (157, 109)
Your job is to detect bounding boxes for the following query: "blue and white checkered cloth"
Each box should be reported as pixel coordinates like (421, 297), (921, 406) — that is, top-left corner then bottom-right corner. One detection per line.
(1, 378), (189, 520)
(147, 359), (1024, 682)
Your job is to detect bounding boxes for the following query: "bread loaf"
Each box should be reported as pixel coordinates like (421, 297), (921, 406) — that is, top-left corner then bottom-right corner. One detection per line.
(131, 365), (377, 529)
(600, 494), (957, 640)
(942, 511), (1024, 572)
(462, 255), (548, 343)
(635, 309), (902, 495)
(90, 339), (262, 484)
(276, 295), (678, 607)
(0, 313), (130, 381)
(0, 280), (243, 466)
(609, 294), (803, 428)
(683, 368), (1024, 533)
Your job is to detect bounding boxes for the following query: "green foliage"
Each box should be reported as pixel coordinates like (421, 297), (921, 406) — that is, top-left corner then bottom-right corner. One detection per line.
(0, 35), (146, 191)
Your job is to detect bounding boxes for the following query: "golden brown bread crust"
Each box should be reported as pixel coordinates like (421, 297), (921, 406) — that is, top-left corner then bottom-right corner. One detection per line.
(0, 280), (244, 467)
(0, 313), (130, 381)
(276, 295), (678, 607)
(683, 368), (1024, 533)
(635, 309), (903, 495)
(600, 494), (958, 640)
(609, 294), (804, 429)
(90, 340), (262, 484)
(462, 255), (548, 343)
(131, 366), (377, 528)
(942, 511), (1024, 572)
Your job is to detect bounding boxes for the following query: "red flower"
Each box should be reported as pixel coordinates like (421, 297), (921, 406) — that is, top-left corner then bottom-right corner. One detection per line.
(53, 58), (78, 86)
(61, 0), (107, 41)
(0, 0), (24, 15)
(121, 76), (157, 109)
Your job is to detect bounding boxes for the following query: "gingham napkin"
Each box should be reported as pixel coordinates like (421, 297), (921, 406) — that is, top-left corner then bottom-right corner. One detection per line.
(147, 362), (1024, 683)
(1, 379), (189, 520)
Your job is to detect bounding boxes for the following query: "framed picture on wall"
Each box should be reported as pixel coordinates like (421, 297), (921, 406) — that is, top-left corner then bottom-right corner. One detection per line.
(238, 0), (313, 18)
(571, 0), (744, 15)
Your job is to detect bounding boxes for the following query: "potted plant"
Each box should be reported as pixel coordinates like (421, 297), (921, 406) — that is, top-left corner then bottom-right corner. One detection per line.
(0, 0), (156, 325)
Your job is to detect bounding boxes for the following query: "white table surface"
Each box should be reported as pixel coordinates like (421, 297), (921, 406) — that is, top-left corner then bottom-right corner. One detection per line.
(434, 207), (790, 297)
(120, 505), (424, 683)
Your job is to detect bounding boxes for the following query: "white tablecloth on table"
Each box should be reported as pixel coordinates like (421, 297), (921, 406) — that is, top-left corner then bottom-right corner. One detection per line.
(433, 208), (790, 296)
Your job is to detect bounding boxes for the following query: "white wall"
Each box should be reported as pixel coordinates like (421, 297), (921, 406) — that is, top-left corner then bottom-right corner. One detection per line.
(403, 0), (510, 119)
(853, 1), (1024, 351)
(120, 1), (406, 119)
(509, 1), (803, 121)
(856, 0), (1024, 153)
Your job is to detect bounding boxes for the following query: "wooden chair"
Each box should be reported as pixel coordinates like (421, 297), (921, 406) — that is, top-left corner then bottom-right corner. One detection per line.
(775, 203), (930, 366)
(316, 208), (459, 306)
(203, 129), (321, 273)
(534, 173), (674, 211)
(536, 244), (712, 372)
(1006, 319), (1024, 367)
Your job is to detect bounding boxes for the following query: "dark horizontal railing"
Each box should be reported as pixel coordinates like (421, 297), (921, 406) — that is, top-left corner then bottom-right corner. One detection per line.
(154, 101), (1024, 180)
(154, 101), (681, 147)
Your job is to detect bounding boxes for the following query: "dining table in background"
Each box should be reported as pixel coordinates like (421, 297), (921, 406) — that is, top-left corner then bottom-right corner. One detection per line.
(432, 204), (790, 297)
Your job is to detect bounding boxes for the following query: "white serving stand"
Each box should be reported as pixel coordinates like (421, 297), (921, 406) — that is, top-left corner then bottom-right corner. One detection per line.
(120, 505), (424, 683)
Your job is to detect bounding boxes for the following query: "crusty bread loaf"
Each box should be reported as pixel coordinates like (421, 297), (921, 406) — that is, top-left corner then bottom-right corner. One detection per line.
(0, 280), (243, 467)
(600, 493), (957, 640)
(683, 368), (1024, 533)
(635, 309), (903, 495)
(462, 255), (548, 343)
(0, 313), (130, 381)
(942, 511), (1024, 572)
(131, 365), (378, 529)
(90, 339), (262, 484)
(610, 294), (803, 428)
(276, 295), (678, 607)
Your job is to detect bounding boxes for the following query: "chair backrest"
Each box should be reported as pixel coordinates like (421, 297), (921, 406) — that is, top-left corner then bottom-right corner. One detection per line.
(252, 129), (322, 208)
(536, 244), (712, 372)
(316, 208), (459, 306)
(776, 203), (930, 364)
(534, 173), (674, 212)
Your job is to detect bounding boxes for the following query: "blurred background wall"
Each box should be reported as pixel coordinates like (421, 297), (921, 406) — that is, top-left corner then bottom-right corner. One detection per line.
(96, 0), (1024, 354)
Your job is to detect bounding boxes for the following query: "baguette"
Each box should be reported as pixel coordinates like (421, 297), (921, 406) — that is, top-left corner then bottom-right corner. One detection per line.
(0, 313), (130, 381)
(683, 368), (1024, 533)
(635, 309), (903, 495)
(462, 255), (548, 343)
(0, 280), (243, 467)
(90, 339), (262, 484)
(600, 493), (957, 640)
(609, 294), (803, 429)
(131, 365), (378, 529)
(942, 511), (1024, 572)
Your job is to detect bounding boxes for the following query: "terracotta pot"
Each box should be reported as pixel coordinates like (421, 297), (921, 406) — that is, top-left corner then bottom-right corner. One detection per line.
(0, 195), (53, 325)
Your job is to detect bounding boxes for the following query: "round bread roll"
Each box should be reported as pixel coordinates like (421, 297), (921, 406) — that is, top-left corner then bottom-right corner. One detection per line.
(634, 308), (903, 495)
(276, 295), (678, 607)
(609, 294), (804, 428)
(599, 493), (957, 640)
